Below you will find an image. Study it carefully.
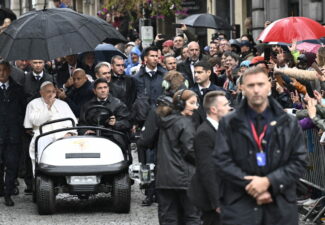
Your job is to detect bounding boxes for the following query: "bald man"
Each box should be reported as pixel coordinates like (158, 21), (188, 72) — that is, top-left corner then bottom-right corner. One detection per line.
(177, 41), (209, 88)
(57, 68), (93, 117)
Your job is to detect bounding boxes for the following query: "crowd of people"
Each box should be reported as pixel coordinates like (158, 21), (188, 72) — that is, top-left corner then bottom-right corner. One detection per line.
(1, 13), (325, 224)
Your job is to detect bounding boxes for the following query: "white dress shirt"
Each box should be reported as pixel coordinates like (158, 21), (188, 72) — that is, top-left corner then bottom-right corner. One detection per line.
(0, 81), (9, 90)
(145, 66), (158, 77)
(207, 116), (219, 130)
(33, 71), (44, 80)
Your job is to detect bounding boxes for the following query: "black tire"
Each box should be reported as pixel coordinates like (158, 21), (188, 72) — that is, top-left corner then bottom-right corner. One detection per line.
(36, 176), (55, 215)
(112, 172), (131, 213)
(32, 176), (40, 203)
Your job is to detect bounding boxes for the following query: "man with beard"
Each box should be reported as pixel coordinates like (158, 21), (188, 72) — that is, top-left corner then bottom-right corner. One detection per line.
(110, 55), (136, 110)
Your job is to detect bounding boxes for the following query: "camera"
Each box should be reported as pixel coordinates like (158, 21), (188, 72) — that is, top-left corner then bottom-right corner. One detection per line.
(129, 163), (155, 185)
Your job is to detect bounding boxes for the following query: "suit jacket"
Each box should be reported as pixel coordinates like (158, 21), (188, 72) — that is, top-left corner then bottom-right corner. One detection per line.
(176, 54), (209, 88)
(191, 83), (226, 127)
(188, 120), (220, 211)
(23, 71), (54, 103)
(56, 62), (79, 88)
(0, 77), (26, 144)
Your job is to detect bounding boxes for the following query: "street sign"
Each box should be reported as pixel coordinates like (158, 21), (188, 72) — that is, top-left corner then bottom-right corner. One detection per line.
(141, 26), (153, 48)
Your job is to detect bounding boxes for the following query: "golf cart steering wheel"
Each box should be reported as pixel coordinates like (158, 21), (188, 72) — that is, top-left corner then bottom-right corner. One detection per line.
(84, 105), (113, 127)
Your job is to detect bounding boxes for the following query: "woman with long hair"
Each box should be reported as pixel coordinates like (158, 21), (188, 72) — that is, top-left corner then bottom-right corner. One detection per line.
(155, 89), (200, 225)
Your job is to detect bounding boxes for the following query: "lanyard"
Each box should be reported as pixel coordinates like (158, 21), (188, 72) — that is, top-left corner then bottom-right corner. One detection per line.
(250, 122), (267, 152)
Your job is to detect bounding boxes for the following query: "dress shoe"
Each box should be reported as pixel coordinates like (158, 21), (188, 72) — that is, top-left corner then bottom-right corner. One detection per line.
(4, 196), (14, 206)
(141, 196), (153, 207)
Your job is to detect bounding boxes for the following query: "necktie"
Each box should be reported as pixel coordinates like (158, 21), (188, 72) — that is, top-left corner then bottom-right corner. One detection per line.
(255, 114), (264, 135)
(99, 100), (106, 105)
(35, 75), (41, 81)
(149, 71), (156, 77)
(201, 88), (209, 96)
(1, 84), (6, 91)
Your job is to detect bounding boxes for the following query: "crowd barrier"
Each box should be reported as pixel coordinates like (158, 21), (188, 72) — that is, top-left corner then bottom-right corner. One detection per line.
(300, 128), (325, 223)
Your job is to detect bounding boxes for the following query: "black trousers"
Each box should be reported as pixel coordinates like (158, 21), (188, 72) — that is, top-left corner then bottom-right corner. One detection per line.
(157, 189), (201, 225)
(202, 210), (221, 225)
(0, 143), (20, 196)
(22, 133), (33, 189)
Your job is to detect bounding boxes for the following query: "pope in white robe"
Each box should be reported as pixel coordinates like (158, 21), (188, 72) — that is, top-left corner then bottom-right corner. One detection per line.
(24, 81), (77, 172)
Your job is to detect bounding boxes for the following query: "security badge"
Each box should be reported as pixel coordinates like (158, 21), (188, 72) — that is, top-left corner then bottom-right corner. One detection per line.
(255, 121), (276, 167)
(256, 152), (266, 167)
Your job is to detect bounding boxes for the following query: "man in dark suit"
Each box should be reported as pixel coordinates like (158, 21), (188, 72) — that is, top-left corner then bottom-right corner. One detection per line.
(56, 54), (78, 89)
(176, 41), (209, 88)
(213, 67), (307, 225)
(188, 91), (231, 225)
(0, 60), (26, 206)
(23, 60), (54, 103)
(191, 61), (226, 126)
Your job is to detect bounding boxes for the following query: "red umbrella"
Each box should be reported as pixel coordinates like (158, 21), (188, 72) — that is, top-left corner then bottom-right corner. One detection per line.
(297, 42), (321, 54)
(257, 17), (325, 43)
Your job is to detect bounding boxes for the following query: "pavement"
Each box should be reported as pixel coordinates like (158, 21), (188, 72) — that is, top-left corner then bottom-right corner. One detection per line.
(0, 179), (159, 225)
(0, 147), (321, 225)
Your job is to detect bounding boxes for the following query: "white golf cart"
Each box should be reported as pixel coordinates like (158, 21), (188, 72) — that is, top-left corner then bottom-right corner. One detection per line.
(33, 105), (132, 215)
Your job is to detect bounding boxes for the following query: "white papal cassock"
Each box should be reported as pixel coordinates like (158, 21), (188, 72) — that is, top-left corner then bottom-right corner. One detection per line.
(24, 97), (77, 172)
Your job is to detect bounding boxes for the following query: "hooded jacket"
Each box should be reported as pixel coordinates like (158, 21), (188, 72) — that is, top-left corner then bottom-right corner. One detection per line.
(125, 46), (141, 76)
(156, 112), (196, 190)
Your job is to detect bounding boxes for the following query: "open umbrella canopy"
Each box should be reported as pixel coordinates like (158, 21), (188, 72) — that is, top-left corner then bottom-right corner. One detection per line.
(180, 13), (232, 30)
(94, 43), (127, 63)
(0, 8), (126, 61)
(257, 17), (325, 43)
(297, 42), (321, 54)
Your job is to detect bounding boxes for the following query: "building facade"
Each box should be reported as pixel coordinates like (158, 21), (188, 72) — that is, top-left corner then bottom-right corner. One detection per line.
(3, 0), (99, 18)
(206, 0), (325, 41)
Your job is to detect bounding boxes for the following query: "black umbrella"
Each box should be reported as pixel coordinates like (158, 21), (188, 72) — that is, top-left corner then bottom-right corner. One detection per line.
(94, 43), (127, 63)
(0, 8), (126, 61)
(180, 13), (232, 30)
(0, 8), (17, 24)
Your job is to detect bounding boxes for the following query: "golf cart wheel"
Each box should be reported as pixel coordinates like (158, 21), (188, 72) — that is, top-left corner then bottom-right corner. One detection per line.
(37, 176), (55, 215)
(112, 172), (131, 213)
(32, 176), (40, 203)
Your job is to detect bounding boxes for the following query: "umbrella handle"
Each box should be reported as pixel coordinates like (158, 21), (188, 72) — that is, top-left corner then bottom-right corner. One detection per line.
(43, 0), (47, 10)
